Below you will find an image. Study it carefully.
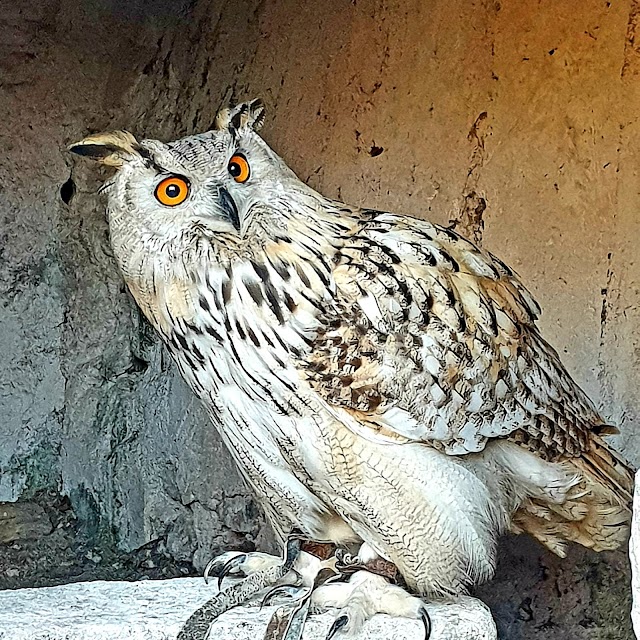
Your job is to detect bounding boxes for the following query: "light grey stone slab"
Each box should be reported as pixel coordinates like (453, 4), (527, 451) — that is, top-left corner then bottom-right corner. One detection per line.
(0, 578), (496, 640)
(630, 471), (639, 639)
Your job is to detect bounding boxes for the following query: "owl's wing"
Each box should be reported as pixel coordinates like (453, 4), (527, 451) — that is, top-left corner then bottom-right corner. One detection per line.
(303, 210), (608, 459)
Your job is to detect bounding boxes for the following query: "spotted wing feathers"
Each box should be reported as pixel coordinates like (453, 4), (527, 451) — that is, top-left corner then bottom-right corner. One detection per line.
(303, 210), (607, 459)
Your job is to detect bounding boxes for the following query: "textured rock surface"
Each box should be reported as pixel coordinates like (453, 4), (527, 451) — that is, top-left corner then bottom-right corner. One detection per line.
(0, 0), (638, 638)
(0, 578), (496, 640)
(0, 502), (52, 544)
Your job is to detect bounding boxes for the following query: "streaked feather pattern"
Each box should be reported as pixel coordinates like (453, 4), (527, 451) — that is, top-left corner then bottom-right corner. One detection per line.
(71, 100), (633, 599)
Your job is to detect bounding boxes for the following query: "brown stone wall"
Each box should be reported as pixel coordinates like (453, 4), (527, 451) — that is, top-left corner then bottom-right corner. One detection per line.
(1, 0), (638, 637)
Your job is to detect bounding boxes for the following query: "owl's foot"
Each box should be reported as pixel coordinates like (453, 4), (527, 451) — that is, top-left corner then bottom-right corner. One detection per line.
(178, 534), (306, 640)
(311, 570), (431, 640)
(204, 551), (283, 589)
(259, 566), (343, 640)
(334, 543), (400, 583)
(314, 573), (498, 640)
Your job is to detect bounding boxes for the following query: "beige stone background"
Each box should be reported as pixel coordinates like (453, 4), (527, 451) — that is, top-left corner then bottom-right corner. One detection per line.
(1, 0), (638, 638)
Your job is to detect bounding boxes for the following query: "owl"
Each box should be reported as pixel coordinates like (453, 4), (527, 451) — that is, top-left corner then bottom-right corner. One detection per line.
(70, 100), (633, 639)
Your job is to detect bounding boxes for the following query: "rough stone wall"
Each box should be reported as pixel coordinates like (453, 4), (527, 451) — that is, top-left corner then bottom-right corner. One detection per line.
(0, 0), (265, 570)
(1, 0), (638, 637)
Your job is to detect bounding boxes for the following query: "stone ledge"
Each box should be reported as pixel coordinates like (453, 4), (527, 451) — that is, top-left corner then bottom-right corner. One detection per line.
(0, 578), (495, 639)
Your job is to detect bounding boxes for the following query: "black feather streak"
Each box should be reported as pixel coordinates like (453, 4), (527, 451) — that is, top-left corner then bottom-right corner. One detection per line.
(246, 325), (261, 347)
(250, 261), (285, 323)
(283, 291), (297, 312)
(264, 284), (285, 323)
(244, 279), (264, 306)
(175, 333), (189, 350)
(310, 261), (330, 287)
(268, 256), (292, 281)
(204, 324), (223, 343)
(199, 296), (211, 312)
(295, 263), (311, 288)
(251, 260), (271, 283)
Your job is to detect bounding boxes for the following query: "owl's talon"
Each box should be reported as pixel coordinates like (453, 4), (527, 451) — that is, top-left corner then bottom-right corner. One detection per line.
(203, 551), (247, 586)
(202, 550), (284, 588)
(260, 576), (305, 608)
(179, 542), (308, 639)
(216, 553), (249, 590)
(325, 614), (349, 640)
(310, 570), (435, 639)
(334, 549), (354, 564)
(419, 606), (432, 640)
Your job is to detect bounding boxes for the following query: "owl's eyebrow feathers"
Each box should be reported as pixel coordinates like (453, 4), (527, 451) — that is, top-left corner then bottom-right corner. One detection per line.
(136, 144), (169, 174)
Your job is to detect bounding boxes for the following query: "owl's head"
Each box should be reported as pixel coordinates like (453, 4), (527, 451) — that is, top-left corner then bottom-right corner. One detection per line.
(69, 100), (301, 244)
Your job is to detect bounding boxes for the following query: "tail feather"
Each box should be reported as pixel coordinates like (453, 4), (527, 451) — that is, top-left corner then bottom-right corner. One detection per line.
(573, 434), (634, 505)
(513, 434), (633, 555)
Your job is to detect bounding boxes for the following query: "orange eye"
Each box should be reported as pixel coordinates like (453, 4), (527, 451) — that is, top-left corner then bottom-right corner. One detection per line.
(155, 176), (190, 206)
(228, 154), (250, 183)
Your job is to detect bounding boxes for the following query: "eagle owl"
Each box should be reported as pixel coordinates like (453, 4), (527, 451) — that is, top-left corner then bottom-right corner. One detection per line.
(71, 100), (632, 635)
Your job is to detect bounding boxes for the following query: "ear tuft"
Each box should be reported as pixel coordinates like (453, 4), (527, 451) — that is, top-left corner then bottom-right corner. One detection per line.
(214, 99), (266, 133)
(68, 130), (140, 167)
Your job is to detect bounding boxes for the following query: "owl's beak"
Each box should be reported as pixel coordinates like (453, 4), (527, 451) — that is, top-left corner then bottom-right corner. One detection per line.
(217, 186), (240, 232)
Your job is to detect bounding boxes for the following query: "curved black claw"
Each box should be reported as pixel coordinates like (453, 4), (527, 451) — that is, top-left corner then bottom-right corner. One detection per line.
(326, 614), (349, 640)
(202, 553), (248, 588)
(218, 554), (249, 590)
(419, 606), (432, 640)
(260, 575), (305, 608)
